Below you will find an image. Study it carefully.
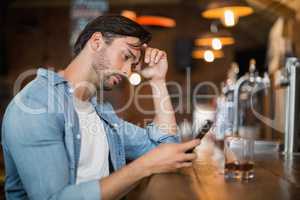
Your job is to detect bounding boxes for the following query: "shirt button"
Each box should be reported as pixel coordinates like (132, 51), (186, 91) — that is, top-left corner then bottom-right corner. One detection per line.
(76, 134), (81, 139)
(68, 88), (74, 93)
(113, 123), (118, 128)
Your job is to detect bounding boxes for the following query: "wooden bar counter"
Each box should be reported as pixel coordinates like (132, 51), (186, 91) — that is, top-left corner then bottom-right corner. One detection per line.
(127, 139), (300, 200)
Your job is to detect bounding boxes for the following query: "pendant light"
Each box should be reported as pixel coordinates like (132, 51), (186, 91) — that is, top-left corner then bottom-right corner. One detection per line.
(195, 31), (235, 50)
(195, 23), (235, 51)
(192, 49), (224, 62)
(121, 10), (176, 28)
(201, 0), (254, 27)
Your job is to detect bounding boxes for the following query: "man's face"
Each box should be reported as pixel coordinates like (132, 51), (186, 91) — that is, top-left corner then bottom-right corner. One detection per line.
(91, 36), (143, 90)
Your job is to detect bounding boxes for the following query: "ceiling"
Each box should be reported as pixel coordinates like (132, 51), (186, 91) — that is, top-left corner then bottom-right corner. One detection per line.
(4, 0), (296, 51)
(6, 0), (299, 9)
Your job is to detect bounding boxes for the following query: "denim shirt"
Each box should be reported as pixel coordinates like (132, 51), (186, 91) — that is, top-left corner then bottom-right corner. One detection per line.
(1, 68), (179, 200)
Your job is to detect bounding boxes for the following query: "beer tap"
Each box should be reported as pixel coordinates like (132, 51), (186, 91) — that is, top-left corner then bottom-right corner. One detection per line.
(233, 59), (270, 136)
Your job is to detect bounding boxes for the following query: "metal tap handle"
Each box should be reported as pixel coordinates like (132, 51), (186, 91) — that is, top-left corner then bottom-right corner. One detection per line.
(249, 59), (256, 74)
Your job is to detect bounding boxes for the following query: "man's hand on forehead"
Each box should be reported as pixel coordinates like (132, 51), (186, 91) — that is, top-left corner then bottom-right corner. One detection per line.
(140, 45), (168, 80)
(144, 46), (166, 66)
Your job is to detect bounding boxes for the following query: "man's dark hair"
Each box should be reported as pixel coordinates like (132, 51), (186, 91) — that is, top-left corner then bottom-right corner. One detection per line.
(73, 15), (152, 55)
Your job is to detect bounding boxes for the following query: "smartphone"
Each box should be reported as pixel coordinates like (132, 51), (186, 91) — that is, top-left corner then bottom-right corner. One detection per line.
(194, 120), (213, 140)
(186, 120), (213, 153)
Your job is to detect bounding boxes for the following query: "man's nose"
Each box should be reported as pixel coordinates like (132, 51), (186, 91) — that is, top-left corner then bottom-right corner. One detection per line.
(121, 64), (132, 77)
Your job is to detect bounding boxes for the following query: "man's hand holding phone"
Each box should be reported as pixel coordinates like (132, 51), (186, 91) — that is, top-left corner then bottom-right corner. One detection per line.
(135, 139), (200, 176)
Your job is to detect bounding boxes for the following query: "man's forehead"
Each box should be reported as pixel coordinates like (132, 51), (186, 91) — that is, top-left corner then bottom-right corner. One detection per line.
(124, 36), (141, 44)
(112, 36), (142, 50)
(123, 37), (143, 50)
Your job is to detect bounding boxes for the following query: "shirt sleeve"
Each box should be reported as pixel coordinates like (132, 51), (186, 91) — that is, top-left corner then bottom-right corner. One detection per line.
(2, 100), (101, 200)
(121, 120), (180, 161)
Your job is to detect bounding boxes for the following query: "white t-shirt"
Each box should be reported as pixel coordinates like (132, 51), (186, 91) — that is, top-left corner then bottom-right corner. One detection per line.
(74, 98), (110, 184)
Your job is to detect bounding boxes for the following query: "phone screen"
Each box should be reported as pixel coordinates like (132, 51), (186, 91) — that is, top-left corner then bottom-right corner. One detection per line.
(186, 120), (213, 153)
(194, 120), (213, 140)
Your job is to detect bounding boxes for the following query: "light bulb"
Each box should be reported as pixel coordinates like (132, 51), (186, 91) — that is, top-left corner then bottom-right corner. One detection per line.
(212, 38), (222, 50)
(129, 72), (142, 85)
(204, 50), (215, 62)
(221, 10), (238, 27)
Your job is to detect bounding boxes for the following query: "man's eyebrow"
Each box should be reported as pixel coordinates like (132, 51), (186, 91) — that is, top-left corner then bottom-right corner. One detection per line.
(126, 42), (142, 48)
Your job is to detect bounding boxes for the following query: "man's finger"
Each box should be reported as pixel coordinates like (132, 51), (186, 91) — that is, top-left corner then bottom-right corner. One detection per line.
(150, 49), (159, 66)
(155, 51), (164, 64)
(176, 162), (193, 169)
(178, 152), (197, 162)
(179, 139), (200, 152)
(183, 153), (197, 161)
(144, 47), (152, 64)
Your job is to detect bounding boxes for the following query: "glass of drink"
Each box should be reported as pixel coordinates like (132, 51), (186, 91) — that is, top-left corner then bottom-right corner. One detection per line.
(224, 136), (255, 180)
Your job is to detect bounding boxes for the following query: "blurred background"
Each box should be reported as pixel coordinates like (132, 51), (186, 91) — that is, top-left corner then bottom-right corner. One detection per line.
(1, 0), (300, 198)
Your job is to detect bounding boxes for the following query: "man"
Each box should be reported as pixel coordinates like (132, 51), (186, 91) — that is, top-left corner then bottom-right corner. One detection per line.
(1, 15), (200, 200)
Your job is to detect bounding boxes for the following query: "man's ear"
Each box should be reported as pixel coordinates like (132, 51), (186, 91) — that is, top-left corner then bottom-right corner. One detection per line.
(88, 32), (104, 52)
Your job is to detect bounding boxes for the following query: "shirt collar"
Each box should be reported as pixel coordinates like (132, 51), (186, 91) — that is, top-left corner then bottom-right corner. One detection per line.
(37, 68), (68, 86)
